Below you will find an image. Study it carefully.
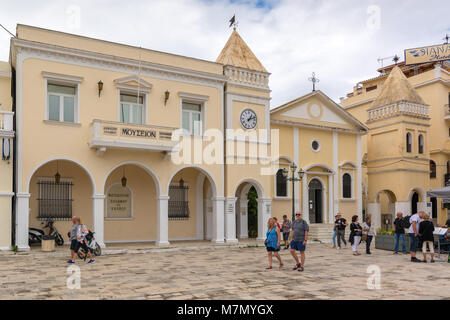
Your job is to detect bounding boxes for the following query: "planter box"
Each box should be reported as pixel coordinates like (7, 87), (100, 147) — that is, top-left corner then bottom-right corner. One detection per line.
(375, 234), (411, 252)
(41, 239), (55, 252)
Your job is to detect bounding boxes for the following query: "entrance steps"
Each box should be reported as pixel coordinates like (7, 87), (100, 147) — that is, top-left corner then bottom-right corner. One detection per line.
(308, 224), (335, 244)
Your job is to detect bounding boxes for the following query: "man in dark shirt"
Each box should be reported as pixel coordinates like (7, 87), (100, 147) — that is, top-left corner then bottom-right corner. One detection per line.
(335, 213), (348, 249)
(393, 212), (406, 254)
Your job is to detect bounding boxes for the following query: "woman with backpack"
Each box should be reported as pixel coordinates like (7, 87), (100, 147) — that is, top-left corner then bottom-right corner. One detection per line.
(265, 218), (283, 269)
(349, 215), (363, 256)
(419, 214), (435, 263)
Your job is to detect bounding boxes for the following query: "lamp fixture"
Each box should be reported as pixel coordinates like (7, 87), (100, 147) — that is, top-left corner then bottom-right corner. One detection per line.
(97, 80), (103, 97)
(164, 90), (170, 105)
(55, 161), (61, 184)
(179, 178), (184, 188)
(121, 167), (127, 187)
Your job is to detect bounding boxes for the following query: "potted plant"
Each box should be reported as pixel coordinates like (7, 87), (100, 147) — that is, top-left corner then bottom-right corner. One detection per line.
(375, 228), (410, 252)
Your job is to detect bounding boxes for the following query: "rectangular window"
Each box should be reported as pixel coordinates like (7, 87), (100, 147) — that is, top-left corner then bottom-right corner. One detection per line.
(120, 93), (145, 125)
(168, 185), (189, 219)
(47, 84), (76, 123)
(182, 102), (202, 135)
(38, 178), (73, 220)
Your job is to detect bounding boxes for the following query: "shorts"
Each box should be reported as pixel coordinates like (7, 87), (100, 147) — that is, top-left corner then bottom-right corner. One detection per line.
(266, 246), (280, 252)
(70, 239), (81, 253)
(409, 234), (419, 252)
(282, 232), (290, 241)
(290, 240), (306, 252)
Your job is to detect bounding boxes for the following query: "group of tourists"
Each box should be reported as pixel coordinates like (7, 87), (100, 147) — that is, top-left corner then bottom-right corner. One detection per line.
(265, 212), (309, 272)
(331, 213), (376, 255)
(393, 211), (438, 263)
(67, 216), (95, 264)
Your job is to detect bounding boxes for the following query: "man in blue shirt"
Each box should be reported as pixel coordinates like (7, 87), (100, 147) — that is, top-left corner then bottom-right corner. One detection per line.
(290, 211), (309, 272)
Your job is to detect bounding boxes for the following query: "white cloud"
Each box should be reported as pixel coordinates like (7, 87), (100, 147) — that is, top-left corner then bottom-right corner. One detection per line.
(0, 0), (448, 107)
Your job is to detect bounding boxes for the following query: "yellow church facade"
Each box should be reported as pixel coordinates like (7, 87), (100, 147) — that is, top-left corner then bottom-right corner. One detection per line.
(0, 24), (366, 250)
(342, 60), (450, 229)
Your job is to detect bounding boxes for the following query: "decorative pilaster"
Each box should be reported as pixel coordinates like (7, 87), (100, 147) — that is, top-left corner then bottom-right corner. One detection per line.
(16, 192), (30, 250)
(257, 198), (272, 241)
(92, 194), (106, 248)
(211, 196), (225, 243)
(224, 197), (238, 243)
(156, 195), (170, 246)
(302, 174), (309, 223)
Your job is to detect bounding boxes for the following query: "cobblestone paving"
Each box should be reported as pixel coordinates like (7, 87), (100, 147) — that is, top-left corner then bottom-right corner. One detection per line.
(0, 244), (449, 300)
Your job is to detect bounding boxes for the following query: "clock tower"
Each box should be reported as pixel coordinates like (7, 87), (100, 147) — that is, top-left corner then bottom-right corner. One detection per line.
(216, 28), (273, 242)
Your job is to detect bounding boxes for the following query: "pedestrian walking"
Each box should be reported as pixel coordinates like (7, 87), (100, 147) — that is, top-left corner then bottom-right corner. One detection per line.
(362, 215), (376, 254)
(265, 218), (283, 269)
(350, 215), (362, 256)
(67, 216), (80, 264)
(409, 211), (425, 263)
(290, 212), (309, 272)
(332, 214), (338, 248)
(335, 213), (348, 249)
(419, 214), (435, 263)
(281, 215), (292, 249)
(393, 212), (406, 254)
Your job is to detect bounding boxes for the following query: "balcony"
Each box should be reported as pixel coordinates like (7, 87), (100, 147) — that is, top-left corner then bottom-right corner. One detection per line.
(444, 104), (450, 121)
(0, 110), (14, 138)
(89, 120), (178, 155)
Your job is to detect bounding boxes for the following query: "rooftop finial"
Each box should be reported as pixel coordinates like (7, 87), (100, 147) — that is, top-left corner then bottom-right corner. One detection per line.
(443, 34), (449, 44)
(229, 14), (238, 30)
(393, 55), (400, 65)
(308, 72), (320, 92)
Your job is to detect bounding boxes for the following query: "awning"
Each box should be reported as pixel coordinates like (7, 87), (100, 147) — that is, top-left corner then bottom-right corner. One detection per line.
(427, 186), (450, 204)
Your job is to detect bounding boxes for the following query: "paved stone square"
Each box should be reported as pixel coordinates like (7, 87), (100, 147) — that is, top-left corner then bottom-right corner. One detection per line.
(0, 243), (449, 300)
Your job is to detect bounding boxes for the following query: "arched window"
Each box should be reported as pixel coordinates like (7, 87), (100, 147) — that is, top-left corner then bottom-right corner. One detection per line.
(418, 134), (424, 154)
(447, 160), (450, 174)
(430, 160), (436, 179)
(342, 173), (352, 198)
(276, 169), (288, 197)
(406, 132), (412, 153)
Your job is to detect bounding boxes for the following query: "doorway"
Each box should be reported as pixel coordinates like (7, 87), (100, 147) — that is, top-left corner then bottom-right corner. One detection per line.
(411, 192), (419, 215)
(308, 179), (323, 223)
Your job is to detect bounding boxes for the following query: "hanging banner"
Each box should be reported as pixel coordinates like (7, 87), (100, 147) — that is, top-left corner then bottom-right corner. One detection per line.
(404, 43), (450, 65)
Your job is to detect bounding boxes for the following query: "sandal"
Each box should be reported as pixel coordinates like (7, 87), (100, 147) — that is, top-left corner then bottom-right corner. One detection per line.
(279, 263), (284, 269)
(298, 266), (304, 272)
(293, 263), (301, 270)
(266, 266), (272, 269)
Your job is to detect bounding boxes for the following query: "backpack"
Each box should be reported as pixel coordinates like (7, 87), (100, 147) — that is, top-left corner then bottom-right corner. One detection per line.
(401, 215), (412, 229)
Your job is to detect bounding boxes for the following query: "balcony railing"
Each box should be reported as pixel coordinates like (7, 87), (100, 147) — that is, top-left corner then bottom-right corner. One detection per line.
(367, 101), (429, 123)
(89, 120), (178, 155)
(224, 66), (269, 90)
(0, 110), (14, 138)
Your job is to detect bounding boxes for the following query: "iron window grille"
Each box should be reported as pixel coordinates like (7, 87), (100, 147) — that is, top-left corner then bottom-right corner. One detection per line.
(168, 185), (189, 220)
(37, 178), (73, 221)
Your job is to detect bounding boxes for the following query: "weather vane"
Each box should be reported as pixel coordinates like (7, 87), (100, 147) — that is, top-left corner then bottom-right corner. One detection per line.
(393, 55), (400, 65)
(308, 72), (320, 91)
(229, 14), (238, 29)
(444, 34), (449, 44)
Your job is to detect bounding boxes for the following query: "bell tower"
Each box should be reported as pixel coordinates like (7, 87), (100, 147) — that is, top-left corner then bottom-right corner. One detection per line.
(216, 28), (273, 242)
(366, 66), (431, 228)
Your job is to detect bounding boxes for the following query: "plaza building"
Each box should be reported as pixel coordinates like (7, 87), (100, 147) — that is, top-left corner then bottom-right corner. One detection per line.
(342, 60), (450, 229)
(0, 24), (365, 250)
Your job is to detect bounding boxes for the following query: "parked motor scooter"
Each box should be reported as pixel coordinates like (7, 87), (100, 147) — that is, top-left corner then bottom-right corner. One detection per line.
(28, 219), (64, 246)
(77, 230), (102, 259)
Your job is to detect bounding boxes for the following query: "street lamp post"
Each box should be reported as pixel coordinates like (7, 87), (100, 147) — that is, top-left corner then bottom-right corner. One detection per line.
(282, 163), (305, 222)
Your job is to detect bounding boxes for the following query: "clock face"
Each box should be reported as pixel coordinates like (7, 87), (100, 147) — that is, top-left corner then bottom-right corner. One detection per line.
(240, 109), (257, 129)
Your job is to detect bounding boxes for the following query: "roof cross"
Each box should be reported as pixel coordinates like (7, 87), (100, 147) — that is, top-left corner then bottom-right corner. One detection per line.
(308, 72), (320, 92)
(444, 34), (449, 44)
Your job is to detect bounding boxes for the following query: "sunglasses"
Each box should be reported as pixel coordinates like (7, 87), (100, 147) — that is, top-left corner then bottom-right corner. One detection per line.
(295, 214), (301, 216)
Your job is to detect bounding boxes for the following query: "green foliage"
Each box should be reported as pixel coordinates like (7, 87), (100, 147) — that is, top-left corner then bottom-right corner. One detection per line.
(247, 186), (258, 238)
(376, 228), (394, 236)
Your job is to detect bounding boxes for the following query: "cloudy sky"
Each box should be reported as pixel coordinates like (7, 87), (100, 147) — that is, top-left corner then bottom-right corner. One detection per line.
(0, 0), (448, 107)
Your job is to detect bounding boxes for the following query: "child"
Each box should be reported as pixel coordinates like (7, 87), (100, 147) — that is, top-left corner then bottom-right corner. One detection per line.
(418, 214), (435, 263)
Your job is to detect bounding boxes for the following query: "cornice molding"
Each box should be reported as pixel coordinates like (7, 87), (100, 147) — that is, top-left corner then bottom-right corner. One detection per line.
(270, 119), (367, 135)
(11, 38), (226, 89)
